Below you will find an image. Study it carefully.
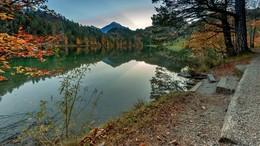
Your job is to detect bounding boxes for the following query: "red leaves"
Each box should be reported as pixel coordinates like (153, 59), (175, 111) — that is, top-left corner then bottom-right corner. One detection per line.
(218, 64), (233, 70)
(80, 124), (114, 145)
(27, 17), (31, 22)
(0, 76), (8, 82)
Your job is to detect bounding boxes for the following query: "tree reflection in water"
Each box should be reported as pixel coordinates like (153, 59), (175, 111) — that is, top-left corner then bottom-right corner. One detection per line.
(0, 65), (102, 145)
(150, 67), (187, 99)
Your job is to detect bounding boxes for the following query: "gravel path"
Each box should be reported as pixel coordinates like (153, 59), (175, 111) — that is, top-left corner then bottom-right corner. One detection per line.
(220, 51), (260, 145)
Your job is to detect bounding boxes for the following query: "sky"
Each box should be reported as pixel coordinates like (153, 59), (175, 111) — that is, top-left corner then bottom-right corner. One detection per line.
(46, 0), (158, 30)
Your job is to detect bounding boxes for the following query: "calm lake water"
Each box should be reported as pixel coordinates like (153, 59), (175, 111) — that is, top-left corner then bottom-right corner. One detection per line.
(0, 48), (190, 141)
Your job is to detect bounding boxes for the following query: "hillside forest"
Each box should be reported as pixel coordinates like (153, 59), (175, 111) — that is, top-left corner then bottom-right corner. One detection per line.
(0, 0), (260, 79)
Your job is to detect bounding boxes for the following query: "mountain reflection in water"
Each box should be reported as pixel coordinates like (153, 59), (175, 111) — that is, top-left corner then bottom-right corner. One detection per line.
(0, 47), (193, 142)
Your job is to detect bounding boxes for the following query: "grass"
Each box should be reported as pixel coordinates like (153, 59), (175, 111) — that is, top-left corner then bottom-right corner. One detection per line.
(146, 38), (187, 52)
(134, 98), (147, 109)
(165, 38), (186, 52)
(224, 53), (254, 65)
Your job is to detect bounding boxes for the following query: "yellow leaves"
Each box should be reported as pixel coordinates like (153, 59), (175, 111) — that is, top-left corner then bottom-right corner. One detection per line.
(0, 69), (5, 73)
(39, 124), (48, 132)
(0, 30), (57, 61)
(185, 24), (226, 57)
(0, 1), (60, 82)
(1, 62), (11, 69)
(16, 39), (26, 44)
(25, 67), (33, 72)
(24, 72), (35, 76)
(0, 57), (6, 61)
(12, 66), (50, 77)
(247, 20), (260, 28)
(3, 0), (12, 3)
(247, 20), (260, 47)
(254, 35), (260, 47)
(14, 66), (25, 74)
(38, 58), (46, 62)
(0, 13), (14, 20)
(0, 33), (9, 40)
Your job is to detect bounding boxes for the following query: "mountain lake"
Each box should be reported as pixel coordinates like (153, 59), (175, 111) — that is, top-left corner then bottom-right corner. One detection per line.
(0, 47), (190, 141)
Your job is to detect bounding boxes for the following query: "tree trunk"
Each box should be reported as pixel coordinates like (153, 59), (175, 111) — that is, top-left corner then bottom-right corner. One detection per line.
(235, 0), (249, 55)
(249, 25), (256, 48)
(250, 4), (258, 49)
(220, 0), (235, 57)
(221, 13), (235, 56)
(252, 26), (256, 47)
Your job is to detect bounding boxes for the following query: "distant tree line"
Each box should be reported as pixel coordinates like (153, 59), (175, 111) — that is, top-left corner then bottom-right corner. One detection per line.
(0, 9), (153, 50)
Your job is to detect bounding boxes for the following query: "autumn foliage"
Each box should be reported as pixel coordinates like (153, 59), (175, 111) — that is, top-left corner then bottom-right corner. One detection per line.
(187, 19), (260, 58)
(248, 20), (260, 47)
(0, 0), (58, 81)
(185, 24), (227, 58)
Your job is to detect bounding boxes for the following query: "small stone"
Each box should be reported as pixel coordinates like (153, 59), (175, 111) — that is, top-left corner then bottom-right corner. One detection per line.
(97, 142), (105, 146)
(169, 140), (179, 145)
(201, 106), (207, 110)
(197, 132), (202, 137)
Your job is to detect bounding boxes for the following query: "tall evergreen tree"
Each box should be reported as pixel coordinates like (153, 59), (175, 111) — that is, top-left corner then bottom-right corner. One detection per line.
(152, 0), (250, 56)
(235, 0), (250, 54)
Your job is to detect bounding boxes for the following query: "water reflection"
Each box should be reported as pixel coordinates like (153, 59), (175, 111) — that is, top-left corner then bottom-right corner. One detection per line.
(0, 47), (193, 143)
(17, 65), (102, 144)
(150, 67), (188, 99)
(0, 47), (193, 98)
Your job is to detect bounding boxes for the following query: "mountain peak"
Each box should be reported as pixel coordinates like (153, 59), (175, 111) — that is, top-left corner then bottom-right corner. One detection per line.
(111, 21), (118, 24)
(101, 22), (129, 33)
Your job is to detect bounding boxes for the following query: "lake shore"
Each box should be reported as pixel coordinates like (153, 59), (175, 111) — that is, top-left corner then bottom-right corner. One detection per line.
(78, 53), (253, 146)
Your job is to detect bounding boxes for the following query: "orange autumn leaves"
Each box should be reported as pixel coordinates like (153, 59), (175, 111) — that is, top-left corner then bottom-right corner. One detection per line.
(0, 30), (58, 81)
(185, 24), (226, 58)
(248, 20), (260, 47)
(13, 66), (50, 77)
(0, 28), (55, 60)
(187, 20), (260, 58)
(0, 13), (14, 20)
(0, 0), (23, 20)
(0, 0), (58, 82)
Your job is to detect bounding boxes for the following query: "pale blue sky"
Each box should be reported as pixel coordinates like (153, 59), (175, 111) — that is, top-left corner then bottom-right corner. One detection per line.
(46, 0), (157, 30)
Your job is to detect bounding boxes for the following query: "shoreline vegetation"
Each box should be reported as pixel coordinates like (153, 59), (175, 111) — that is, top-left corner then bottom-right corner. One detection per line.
(76, 53), (254, 146)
